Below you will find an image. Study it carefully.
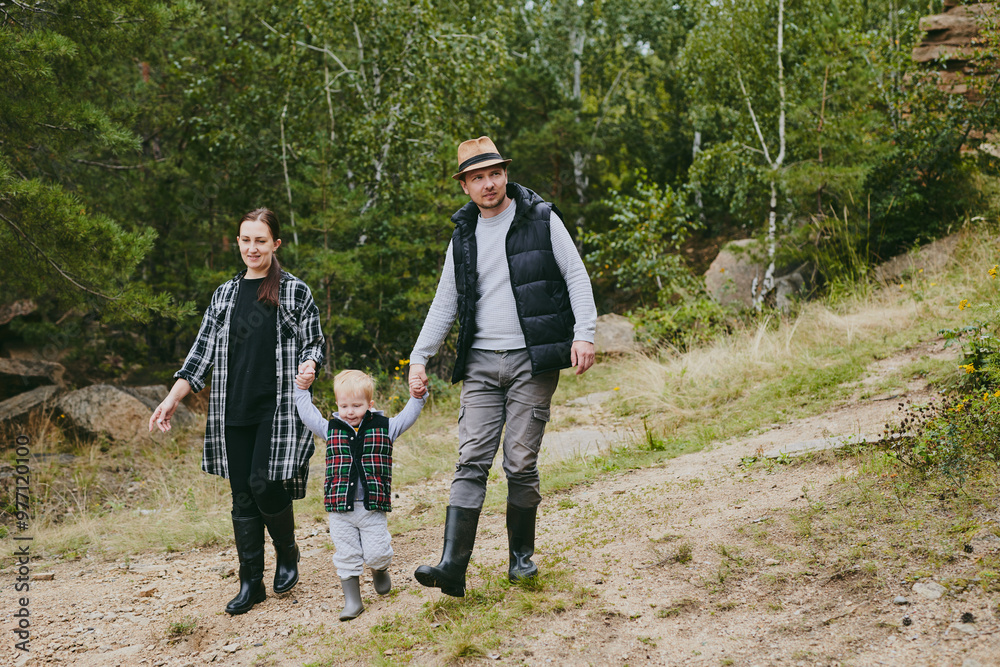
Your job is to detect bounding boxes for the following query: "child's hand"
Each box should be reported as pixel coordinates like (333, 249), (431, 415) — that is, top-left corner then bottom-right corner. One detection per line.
(296, 361), (316, 390)
(408, 364), (428, 398)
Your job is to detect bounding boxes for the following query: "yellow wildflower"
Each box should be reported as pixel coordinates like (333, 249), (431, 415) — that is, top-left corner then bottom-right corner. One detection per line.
(613, 386), (620, 391)
(990, 264), (998, 279)
(930, 282), (937, 286)
(961, 363), (976, 374)
(959, 299), (970, 311)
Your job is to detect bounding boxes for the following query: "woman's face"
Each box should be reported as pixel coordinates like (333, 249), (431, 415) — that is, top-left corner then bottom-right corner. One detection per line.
(238, 219), (281, 277)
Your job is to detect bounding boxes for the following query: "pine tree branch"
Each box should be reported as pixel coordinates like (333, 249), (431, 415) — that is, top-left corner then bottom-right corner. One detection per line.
(0, 212), (117, 300)
(73, 159), (145, 170)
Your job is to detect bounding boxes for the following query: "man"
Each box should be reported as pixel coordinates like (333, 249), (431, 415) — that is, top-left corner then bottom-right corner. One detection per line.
(407, 136), (597, 597)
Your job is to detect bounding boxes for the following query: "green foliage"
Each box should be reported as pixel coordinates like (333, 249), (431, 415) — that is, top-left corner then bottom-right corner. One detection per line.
(630, 297), (732, 350)
(885, 263), (1000, 485)
(584, 169), (701, 303)
(0, 1), (193, 323)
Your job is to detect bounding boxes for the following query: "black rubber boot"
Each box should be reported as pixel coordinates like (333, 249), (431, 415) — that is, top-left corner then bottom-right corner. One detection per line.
(414, 505), (480, 597)
(225, 514), (266, 615)
(261, 503), (300, 594)
(507, 502), (538, 583)
(372, 568), (391, 595)
(339, 576), (364, 621)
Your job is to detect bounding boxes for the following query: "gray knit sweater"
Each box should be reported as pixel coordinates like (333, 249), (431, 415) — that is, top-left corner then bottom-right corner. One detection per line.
(410, 199), (597, 367)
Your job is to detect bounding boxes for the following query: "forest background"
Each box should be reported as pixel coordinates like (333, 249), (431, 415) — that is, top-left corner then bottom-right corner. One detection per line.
(3, 0), (1000, 385)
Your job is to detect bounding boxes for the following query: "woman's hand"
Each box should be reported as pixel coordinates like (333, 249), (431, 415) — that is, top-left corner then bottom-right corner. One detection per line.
(149, 396), (179, 432)
(149, 379), (192, 433)
(296, 359), (317, 390)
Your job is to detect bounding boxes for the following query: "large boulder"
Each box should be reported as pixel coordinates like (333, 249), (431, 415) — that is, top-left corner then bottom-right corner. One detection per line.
(704, 239), (768, 308)
(874, 234), (960, 284)
(56, 385), (157, 442)
(704, 240), (809, 311)
(0, 385), (63, 424)
(0, 358), (66, 401)
(594, 313), (636, 355)
(122, 385), (199, 430)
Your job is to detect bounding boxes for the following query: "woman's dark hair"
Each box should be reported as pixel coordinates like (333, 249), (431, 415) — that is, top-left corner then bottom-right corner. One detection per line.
(239, 208), (281, 307)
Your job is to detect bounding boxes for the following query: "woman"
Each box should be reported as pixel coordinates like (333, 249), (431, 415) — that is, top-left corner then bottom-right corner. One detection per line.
(148, 207), (325, 615)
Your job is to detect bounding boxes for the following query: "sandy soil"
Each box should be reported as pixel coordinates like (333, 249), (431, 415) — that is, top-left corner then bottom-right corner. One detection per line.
(6, 339), (1000, 667)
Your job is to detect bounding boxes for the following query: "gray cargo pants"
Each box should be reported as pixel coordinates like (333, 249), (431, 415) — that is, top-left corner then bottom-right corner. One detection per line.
(450, 348), (559, 509)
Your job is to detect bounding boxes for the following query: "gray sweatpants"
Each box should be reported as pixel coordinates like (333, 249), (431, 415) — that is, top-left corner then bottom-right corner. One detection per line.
(450, 348), (559, 509)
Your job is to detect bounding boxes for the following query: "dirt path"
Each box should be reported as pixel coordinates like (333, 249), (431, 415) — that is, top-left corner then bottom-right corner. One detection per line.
(8, 340), (1000, 666)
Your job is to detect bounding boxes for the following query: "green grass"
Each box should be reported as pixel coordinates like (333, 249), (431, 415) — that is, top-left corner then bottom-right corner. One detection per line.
(304, 565), (582, 666)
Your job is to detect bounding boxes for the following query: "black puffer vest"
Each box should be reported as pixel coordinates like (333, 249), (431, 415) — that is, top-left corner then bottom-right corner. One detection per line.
(450, 182), (576, 383)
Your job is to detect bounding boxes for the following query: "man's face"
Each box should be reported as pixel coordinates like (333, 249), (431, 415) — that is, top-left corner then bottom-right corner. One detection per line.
(461, 164), (508, 215)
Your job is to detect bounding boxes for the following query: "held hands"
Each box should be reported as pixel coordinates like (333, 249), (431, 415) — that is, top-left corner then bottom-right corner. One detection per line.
(295, 359), (317, 390)
(408, 363), (429, 399)
(571, 340), (596, 375)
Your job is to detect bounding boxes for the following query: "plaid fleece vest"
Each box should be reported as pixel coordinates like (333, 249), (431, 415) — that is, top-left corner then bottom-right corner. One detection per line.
(324, 413), (392, 512)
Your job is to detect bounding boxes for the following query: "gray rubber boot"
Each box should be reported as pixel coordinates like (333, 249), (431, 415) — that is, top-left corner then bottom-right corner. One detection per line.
(339, 576), (364, 621)
(372, 568), (391, 595)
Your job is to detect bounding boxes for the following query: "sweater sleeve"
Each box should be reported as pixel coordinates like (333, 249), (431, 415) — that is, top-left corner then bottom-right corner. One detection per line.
(293, 386), (328, 440)
(550, 211), (597, 343)
(409, 240), (459, 366)
(387, 395), (426, 441)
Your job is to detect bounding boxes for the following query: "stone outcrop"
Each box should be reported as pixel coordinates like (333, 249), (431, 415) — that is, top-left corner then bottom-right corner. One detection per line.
(0, 357), (66, 401)
(122, 385), (199, 430)
(704, 239), (768, 308)
(873, 233), (961, 285)
(56, 384), (157, 442)
(912, 2), (995, 103)
(0, 385), (62, 424)
(704, 239), (809, 311)
(0, 299), (36, 326)
(594, 313), (637, 355)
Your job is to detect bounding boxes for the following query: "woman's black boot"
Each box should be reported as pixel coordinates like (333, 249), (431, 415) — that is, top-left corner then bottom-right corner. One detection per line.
(226, 514), (266, 615)
(261, 503), (300, 594)
(506, 502), (538, 583)
(414, 506), (480, 597)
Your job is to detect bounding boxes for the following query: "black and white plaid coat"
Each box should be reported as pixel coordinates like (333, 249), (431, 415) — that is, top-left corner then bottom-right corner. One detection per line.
(175, 270), (326, 499)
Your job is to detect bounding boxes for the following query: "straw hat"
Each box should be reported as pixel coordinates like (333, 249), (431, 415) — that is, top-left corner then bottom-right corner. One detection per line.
(452, 136), (512, 180)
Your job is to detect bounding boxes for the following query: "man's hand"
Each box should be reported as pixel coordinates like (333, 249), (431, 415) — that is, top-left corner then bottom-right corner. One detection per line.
(296, 359), (317, 390)
(571, 340), (595, 375)
(408, 363), (429, 398)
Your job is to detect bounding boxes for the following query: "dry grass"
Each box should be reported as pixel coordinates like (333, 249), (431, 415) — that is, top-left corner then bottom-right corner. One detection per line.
(615, 227), (996, 446)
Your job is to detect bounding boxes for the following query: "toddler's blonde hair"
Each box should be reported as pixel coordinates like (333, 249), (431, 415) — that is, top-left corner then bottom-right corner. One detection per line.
(334, 369), (375, 402)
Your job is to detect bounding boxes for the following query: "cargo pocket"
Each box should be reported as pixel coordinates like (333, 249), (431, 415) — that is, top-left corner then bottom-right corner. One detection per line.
(524, 406), (550, 454)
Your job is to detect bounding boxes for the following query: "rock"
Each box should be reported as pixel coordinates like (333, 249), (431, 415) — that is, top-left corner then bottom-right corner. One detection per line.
(773, 270), (805, 312)
(874, 234), (960, 284)
(210, 564), (235, 578)
(951, 622), (978, 636)
(56, 384), (155, 442)
(122, 385), (199, 428)
(0, 357), (66, 400)
(0, 385), (62, 423)
(221, 644), (239, 654)
(137, 586), (157, 598)
(594, 313), (636, 354)
(704, 239), (767, 308)
(913, 581), (947, 599)
(33, 572), (55, 581)
(0, 299), (36, 326)
(893, 596), (909, 605)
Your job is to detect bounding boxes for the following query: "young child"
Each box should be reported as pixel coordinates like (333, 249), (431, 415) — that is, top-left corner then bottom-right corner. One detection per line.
(294, 369), (426, 620)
